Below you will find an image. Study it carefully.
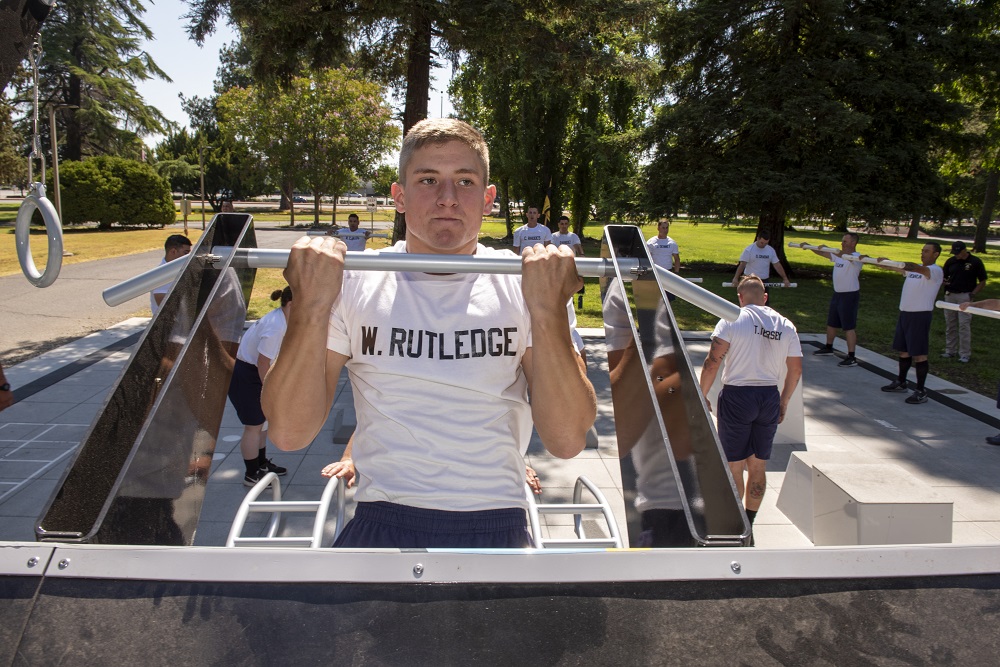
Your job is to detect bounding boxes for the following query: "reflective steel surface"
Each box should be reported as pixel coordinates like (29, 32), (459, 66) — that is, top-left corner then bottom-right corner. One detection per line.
(37, 214), (255, 544)
(601, 225), (749, 546)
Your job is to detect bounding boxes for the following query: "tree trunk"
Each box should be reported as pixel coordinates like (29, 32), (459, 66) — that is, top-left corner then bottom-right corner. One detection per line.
(331, 199), (338, 226)
(279, 192), (289, 211)
(973, 170), (999, 253)
(906, 213), (921, 240)
(282, 180), (295, 226)
(759, 197), (790, 275)
(313, 190), (321, 225)
(502, 177), (513, 239)
(65, 71), (82, 161)
(392, 10), (433, 245)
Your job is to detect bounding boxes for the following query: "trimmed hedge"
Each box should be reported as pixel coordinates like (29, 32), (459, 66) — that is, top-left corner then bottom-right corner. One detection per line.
(54, 156), (174, 229)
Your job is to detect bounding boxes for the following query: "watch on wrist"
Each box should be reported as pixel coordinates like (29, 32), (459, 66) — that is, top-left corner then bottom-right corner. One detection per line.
(0, 383), (10, 392)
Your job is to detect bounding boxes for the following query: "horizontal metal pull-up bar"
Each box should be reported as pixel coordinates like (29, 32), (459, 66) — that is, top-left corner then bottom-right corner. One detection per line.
(103, 248), (741, 321)
(722, 282), (797, 288)
(936, 300), (1000, 320)
(787, 242), (905, 269)
(305, 231), (390, 238)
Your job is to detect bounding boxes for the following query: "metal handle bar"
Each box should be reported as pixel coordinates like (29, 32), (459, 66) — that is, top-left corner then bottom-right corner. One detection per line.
(936, 300), (1000, 320)
(306, 231), (390, 238)
(104, 248), (741, 321)
(788, 242), (905, 269)
(722, 282), (797, 288)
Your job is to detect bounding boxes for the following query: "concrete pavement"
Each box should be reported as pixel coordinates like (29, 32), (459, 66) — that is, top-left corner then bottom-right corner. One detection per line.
(3, 320), (1000, 549)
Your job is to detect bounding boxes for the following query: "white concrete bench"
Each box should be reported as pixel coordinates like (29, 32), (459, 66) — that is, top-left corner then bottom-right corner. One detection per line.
(777, 452), (952, 545)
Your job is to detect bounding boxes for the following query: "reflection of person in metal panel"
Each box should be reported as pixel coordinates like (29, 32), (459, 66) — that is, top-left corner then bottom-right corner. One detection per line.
(604, 280), (700, 547)
(105, 266), (246, 545)
(699, 275), (802, 543)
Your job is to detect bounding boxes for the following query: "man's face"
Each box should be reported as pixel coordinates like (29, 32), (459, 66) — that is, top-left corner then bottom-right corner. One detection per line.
(955, 249), (969, 260)
(390, 140), (495, 255)
(658, 221), (670, 237)
(755, 236), (769, 248)
(558, 219), (569, 233)
(921, 244), (940, 265)
(841, 234), (856, 252)
(166, 244), (192, 262)
(526, 207), (539, 226)
(348, 216), (360, 231)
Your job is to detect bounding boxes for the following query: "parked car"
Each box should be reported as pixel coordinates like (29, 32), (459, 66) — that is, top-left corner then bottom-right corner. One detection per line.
(292, 196), (306, 203)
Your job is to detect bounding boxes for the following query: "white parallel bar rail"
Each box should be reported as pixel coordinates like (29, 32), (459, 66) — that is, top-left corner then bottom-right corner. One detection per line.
(936, 300), (1000, 320)
(788, 242), (906, 269)
(722, 282), (797, 288)
(104, 248), (741, 322)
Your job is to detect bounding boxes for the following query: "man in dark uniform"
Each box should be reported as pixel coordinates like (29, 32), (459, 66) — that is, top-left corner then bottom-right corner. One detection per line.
(941, 241), (987, 363)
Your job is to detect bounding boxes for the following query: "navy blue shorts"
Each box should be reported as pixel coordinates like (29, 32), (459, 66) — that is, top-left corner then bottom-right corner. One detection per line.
(827, 290), (860, 330)
(227, 358), (266, 426)
(332, 501), (532, 549)
(892, 311), (933, 357)
(717, 385), (780, 462)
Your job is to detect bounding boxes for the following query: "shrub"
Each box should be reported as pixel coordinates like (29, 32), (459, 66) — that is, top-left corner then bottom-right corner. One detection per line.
(53, 156), (174, 229)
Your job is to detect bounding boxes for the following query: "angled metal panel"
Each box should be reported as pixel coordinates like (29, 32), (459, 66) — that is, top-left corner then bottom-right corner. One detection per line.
(36, 214), (256, 544)
(601, 225), (750, 546)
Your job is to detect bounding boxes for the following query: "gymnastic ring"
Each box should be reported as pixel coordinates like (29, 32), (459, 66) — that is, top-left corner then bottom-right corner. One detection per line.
(15, 182), (63, 288)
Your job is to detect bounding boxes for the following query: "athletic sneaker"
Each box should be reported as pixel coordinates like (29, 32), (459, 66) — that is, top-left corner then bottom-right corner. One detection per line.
(243, 468), (268, 487)
(959, 356), (970, 363)
(260, 458), (287, 476)
(986, 433), (1000, 446)
(813, 345), (834, 356)
(940, 352), (955, 359)
(838, 356), (858, 367)
(905, 389), (929, 404)
(881, 379), (909, 392)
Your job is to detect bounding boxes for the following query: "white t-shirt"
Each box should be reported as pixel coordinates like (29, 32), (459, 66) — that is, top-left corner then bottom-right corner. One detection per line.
(151, 258), (169, 314)
(552, 232), (581, 250)
(327, 243), (544, 512)
(335, 228), (369, 252)
(738, 243), (778, 280)
(711, 304), (802, 386)
(831, 252), (863, 293)
(236, 307), (287, 365)
(647, 236), (679, 271)
(899, 264), (944, 312)
(513, 224), (553, 250)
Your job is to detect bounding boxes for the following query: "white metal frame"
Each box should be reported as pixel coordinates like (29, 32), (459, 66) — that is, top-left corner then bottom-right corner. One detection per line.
(226, 473), (346, 548)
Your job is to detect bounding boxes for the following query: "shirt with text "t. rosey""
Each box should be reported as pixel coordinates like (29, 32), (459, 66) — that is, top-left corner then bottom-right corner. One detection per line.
(738, 243), (778, 280)
(712, 304), (802, 386)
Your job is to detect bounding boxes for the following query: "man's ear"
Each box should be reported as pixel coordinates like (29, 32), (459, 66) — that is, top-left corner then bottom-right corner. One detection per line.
(391, 182), (405, 213)
(482, 184), (497, 216)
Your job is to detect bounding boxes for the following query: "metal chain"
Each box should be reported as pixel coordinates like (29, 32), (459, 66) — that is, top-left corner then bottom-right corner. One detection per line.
(28, 37), (45, 185)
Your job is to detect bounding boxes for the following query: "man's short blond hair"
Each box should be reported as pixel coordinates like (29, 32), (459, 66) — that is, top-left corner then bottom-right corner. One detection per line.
(398, 118), (490, 185)
(737, 274), (766, 300)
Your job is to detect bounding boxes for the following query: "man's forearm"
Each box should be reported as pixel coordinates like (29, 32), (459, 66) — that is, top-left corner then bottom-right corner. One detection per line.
(262, 313), (341, 451)
(526, 316), (596, 459)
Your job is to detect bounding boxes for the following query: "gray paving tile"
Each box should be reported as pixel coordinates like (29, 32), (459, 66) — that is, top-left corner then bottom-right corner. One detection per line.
(0, 401), (79, 423)
(0, 423), (50, 440)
